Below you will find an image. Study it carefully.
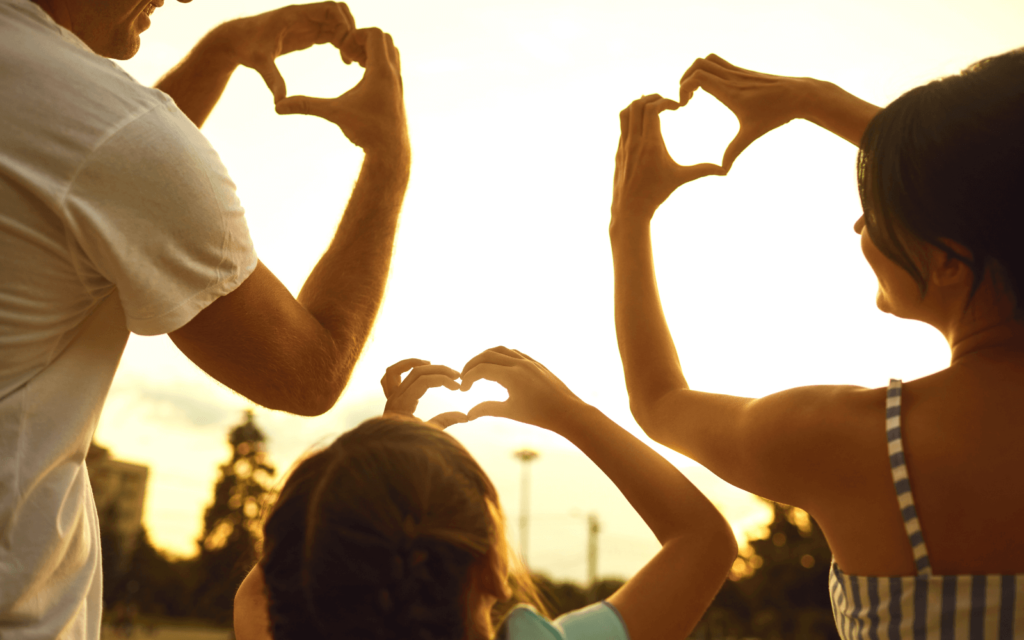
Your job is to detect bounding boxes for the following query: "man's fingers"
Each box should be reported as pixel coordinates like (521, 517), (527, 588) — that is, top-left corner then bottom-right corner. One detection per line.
(678, 70), (735, 109)
(381, 358), (430, 396)
(339, 28), (368, 66)
(467, 400), (510, 422)
(361, 27), (389, 69)
(256, 62), (287, 103)
(339, 2), (355, 31)
(722, 127), (759, 172)
(642, 97), (679, 138)
(679, 162), (728, 183)
(626, 94), (662, 148)
(429, 411), (468, 429)
(275, 95), (332, 117)
(706, 53), (741, 72)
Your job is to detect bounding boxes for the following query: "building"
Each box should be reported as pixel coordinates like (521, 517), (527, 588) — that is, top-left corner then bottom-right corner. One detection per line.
(87, 442), (149, 572)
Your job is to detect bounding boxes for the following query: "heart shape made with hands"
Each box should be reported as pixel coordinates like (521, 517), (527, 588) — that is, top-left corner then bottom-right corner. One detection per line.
(410, 380), (510, 428)
(659, 90), (740, 171)
(265, 31), (368, 105)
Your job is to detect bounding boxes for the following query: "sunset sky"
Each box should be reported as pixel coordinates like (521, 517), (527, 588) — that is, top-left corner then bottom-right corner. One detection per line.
(94, 0), (1024, 582)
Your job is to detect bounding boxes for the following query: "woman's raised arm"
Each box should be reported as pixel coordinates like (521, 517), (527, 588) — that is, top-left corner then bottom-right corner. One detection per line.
(678, 54), (881, 170)
(610, 95), (877, 510)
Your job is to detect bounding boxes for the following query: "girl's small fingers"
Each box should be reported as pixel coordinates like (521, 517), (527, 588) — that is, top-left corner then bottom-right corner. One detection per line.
(467, 400), (510, 421)
(429, 411), (468, 429)
(381, 358), (430, 396)
(395, 365), (461, 398)
(461, 347), (521, 378)
(406, 375), (461, 400)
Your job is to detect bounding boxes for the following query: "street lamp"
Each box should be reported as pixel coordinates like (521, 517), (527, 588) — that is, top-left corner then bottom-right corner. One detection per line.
(513, 448), (539, 567)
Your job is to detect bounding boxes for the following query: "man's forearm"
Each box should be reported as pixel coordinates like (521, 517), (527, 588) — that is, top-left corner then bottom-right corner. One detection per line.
(155, 23), (239, 128)
(297, 147), (411, 393)
(610, 219), (689, 426)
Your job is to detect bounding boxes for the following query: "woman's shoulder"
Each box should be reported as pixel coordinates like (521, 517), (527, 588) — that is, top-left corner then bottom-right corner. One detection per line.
(498, 603), (629, 640)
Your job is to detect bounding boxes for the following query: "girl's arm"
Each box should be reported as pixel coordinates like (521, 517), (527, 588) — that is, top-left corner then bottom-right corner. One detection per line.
(609, 96), (875, 510)
(460, 348), (738, 640)
(678, 54), (881, 170)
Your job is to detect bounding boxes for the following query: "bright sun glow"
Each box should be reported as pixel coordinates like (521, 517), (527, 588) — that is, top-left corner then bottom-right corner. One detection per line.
(95, 0), (1024, 582)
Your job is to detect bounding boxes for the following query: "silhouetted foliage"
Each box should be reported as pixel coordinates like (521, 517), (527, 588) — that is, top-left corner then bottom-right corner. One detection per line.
(190, 410), (277, 624)
(693, 500), (839, 640)
(103, 527), (200, 618)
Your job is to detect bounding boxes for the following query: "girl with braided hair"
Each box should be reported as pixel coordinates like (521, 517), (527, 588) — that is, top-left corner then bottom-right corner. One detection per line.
(233, 347), (738, 640)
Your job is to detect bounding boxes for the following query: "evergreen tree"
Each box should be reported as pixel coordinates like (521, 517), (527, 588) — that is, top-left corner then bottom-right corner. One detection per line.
(192, 410), (276, 623)
(695, 499), (838, 640)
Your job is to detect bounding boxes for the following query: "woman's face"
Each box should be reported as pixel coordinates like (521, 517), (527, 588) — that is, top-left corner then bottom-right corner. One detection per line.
(856, 215), (924, 319)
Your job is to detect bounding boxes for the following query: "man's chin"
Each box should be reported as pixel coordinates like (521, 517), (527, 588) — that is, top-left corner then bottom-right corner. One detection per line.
(99, 32), (142, 60)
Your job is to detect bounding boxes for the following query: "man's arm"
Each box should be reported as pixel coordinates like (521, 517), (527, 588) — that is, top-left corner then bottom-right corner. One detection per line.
(155, 2), (355, 128)
(170, 28), (408, 416)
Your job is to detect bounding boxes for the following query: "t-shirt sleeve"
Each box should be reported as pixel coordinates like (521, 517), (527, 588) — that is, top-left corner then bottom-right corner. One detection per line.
(555, 601), (630, 640)
(62, 101), (257, 336)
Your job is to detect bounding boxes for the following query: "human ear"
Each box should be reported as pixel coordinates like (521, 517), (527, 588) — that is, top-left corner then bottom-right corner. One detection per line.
(927, 239), (974, 288)
(484, 548), (514, 601)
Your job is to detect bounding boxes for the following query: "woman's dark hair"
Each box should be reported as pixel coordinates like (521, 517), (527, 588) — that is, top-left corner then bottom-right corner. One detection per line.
(259, 417), (544, 640)
(857, 47), (1024, 310)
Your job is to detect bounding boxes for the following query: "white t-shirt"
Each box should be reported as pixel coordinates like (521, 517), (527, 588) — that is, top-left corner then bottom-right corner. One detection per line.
(0, 0), (257, 637)
(498, 603), (630, 640)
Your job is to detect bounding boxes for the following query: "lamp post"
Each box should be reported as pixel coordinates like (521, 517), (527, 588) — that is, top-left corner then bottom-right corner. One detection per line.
(513, 448), (539, 567)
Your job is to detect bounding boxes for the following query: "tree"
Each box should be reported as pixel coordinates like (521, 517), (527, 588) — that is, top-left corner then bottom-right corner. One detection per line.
(694, 499), (838, 640)
(191, 410), (276, 623)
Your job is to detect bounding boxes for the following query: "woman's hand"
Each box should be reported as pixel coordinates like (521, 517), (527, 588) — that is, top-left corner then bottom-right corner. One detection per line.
(459, 347), (588, 433)
(679, 54), (855, 169)
(611, 95), (724, 224)
(381, 359), (468, 428)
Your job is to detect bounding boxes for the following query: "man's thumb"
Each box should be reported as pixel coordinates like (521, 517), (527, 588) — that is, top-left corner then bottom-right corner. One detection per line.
(255, 62), (287, 103)
(275, 95), (332, 118)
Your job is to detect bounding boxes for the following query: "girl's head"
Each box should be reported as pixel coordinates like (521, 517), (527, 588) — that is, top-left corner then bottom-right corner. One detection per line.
(857, 47), (1024, 316)
(260, 417), (541, 640)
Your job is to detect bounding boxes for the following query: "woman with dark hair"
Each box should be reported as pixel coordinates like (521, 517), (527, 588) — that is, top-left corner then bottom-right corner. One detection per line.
(233, 349), (738, 640)
(611, 49), (1024, 637)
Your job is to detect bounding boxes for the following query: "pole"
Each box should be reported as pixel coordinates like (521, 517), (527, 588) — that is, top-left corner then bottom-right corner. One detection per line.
(513, 449), (539, 567)
(586, 512), (599, 586)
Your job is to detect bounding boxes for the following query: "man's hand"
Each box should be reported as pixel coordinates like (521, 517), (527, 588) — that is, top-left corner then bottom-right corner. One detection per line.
(218, 2), (356, 103)
(381, 359), (468, 428)
(275, 28), (407, 155)
(611, 95), (723, 223)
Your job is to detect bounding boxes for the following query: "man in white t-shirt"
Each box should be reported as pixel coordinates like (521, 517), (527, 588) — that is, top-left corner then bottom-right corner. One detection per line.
(0, 0), (410, 635)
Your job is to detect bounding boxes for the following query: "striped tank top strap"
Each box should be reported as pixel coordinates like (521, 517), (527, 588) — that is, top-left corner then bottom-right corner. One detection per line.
(886, 379), (933, 577)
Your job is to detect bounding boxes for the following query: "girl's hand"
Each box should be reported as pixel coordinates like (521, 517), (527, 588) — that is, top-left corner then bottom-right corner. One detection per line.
(459, 347), (587, 432)
(381, 359), (468, 428)
(678, 54), (811, 171)
(611, 95), (724, 224)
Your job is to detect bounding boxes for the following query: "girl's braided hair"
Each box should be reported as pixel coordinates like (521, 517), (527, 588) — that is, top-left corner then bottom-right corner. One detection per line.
(261, 417), (543, 640)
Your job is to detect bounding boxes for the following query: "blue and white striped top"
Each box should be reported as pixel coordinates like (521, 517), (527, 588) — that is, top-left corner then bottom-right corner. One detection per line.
(829, 379), (1024, 640)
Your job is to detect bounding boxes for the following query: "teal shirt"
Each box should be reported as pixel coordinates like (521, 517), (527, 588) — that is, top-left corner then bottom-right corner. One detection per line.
(497, 602), (630, 640)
